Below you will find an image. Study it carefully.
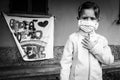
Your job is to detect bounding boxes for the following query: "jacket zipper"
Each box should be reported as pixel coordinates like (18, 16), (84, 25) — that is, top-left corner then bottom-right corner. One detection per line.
(88, 33), (91, 80)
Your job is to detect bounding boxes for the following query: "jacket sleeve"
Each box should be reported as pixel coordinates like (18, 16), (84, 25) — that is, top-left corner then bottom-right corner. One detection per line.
(90, 36), (114, 65)
(60, 37), (73, 80)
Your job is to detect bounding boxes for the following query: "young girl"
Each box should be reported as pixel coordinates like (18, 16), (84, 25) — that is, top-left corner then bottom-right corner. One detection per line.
(60, 1), (114, 80)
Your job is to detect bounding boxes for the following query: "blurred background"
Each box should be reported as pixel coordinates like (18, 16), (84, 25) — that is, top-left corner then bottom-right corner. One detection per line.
(0, 0), (120, 47)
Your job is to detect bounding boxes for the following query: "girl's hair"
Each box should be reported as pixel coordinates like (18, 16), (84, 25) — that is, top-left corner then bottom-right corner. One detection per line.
(77, 1), (100, 20)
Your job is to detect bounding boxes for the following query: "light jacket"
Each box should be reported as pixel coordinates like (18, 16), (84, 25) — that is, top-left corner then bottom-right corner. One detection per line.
(60, 31), (114, 80)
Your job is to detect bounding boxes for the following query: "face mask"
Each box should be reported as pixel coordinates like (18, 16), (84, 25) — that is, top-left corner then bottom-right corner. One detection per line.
(78, 20), (99, 33)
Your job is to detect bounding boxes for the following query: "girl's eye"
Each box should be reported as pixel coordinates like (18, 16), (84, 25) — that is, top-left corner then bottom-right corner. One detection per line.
(91, 17), (97, 20)
(81, 17), (97, 20)
(82, 17), (88, 20)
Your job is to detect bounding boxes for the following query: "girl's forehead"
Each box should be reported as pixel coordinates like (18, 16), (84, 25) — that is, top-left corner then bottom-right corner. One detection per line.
(82, 9), (95, 17)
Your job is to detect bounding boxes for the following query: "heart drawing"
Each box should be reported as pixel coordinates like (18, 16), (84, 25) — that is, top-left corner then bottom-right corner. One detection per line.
(38, 20), (48, 27)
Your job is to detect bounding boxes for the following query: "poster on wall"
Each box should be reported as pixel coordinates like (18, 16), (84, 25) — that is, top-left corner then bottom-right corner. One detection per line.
(3, 13), (54, 61)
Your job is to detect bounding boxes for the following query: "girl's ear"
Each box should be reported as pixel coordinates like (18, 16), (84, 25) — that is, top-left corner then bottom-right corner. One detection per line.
(78, 20), (81, 27)
(94, 22), (99, 30)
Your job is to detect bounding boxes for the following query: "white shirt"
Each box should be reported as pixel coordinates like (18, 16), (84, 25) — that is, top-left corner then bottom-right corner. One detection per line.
(60, 31), (114, 80)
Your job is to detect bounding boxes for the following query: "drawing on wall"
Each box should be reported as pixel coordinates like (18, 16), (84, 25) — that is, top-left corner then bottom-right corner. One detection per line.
(3, 13), (54, 61)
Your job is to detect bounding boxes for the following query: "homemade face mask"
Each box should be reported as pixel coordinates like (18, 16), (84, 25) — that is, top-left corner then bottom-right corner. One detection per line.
(78, 20), (99, 33)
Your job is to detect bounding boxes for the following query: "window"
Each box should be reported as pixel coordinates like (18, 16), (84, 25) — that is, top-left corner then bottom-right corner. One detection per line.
(9, 0), (48, 15)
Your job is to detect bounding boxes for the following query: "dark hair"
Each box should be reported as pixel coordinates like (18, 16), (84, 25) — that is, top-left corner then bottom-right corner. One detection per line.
(77, 1), (100, 20)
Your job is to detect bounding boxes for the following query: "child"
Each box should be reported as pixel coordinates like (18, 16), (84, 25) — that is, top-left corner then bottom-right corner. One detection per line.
(60, 1), (114, 80)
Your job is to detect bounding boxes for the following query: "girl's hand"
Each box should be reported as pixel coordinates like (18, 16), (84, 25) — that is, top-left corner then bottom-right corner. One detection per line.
(81, 37), (98, 50)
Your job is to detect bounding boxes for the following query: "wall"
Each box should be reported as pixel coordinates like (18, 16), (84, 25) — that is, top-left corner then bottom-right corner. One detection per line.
(0, 0), (120, 47)
(49, 0), (120, 46)
(0, 0), (15, 47)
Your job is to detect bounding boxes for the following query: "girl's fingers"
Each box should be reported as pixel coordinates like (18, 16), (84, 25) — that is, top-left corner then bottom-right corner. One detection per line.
(82, 39), (89, 44)
(81, 42), (88, 48)
(84, 36), (90, 40)
(81, 41), (87, 46)
(82, 45), (89, 49)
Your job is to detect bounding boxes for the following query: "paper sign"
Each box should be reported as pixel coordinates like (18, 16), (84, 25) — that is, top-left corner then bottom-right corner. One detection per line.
(3, 13), (54, 61)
